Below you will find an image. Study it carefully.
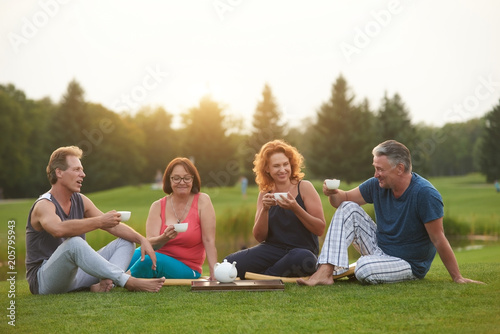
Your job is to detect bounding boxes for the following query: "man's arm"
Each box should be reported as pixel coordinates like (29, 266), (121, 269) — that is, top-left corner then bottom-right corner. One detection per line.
(32, 198), (120, 238)
(424, 218), (484, 284)
(82, 194), (158, 270)
(323, 184), (366, 208)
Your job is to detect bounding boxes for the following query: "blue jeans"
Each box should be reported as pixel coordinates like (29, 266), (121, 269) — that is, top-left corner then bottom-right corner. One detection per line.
(225, 243), (318, 279)
(127, 247), (201, 279)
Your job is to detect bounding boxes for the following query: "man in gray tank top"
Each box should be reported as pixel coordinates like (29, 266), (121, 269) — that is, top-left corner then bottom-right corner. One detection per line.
(25, 146), (165, 294)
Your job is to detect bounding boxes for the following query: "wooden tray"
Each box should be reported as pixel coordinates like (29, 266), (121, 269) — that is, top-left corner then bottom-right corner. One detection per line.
(191, 279), (284, 292)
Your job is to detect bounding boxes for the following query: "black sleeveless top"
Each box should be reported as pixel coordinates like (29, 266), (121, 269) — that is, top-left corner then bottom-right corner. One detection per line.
(265, 181), (319, 255)
(25, 192), (85, 294)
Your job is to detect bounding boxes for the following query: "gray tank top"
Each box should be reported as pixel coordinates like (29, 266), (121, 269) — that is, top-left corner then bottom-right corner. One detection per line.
(25, 192), (85, 294)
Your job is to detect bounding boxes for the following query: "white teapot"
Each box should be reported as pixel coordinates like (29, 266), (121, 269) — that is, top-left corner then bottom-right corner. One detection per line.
(214, 259), (237, 283)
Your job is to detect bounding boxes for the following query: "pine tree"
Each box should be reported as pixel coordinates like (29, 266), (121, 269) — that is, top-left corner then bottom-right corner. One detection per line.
(243, 83), (286, 178)
(133, 106), (177, 182)
(377, 92), (416, 146)
(48, 79), (90, 150)
(308, 75), (376, 182)
(248, 83), (286, 150)
(182, 95), (237, 187)
(480, 100), (500, 182)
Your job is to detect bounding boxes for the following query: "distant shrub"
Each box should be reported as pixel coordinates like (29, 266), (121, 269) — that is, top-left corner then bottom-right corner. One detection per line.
(443, 215), (470, 236)
(216, 206), (257, 258)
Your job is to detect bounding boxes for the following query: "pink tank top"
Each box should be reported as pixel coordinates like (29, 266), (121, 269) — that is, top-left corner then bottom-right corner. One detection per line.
(158, 193), (205, 273)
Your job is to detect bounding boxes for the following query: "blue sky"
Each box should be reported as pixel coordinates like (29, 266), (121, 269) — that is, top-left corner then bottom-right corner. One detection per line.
(1, 0), (499, 130)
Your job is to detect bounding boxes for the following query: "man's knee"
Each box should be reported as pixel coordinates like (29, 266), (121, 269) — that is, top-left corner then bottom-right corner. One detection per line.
(56, 237), (92, 263)
(354, 257), (378, 284)
(64, 236), (88, 250)
(114, 238), (135, 253)
(354, 256), (414, 284)
(338, 201), (363, 213)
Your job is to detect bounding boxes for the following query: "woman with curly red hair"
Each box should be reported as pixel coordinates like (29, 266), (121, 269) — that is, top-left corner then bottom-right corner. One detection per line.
(225, 140), (326, 278)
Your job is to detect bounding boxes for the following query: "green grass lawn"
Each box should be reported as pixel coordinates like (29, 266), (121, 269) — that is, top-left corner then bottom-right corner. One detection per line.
(1, 245), (498, 333)
(1, 173), (499, 281)
(0, 173), (499, 333)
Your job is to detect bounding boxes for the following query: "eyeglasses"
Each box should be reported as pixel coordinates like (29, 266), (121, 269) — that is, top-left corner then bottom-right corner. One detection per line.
(171, 175), (194, 184)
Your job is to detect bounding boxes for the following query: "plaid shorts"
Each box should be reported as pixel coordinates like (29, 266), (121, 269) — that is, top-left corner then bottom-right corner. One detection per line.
(318, 201), (417, 284)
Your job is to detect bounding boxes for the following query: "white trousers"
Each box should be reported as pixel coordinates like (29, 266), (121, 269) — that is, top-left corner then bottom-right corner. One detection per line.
(319, 201), (417, 284)
(38, 237), (134, 294)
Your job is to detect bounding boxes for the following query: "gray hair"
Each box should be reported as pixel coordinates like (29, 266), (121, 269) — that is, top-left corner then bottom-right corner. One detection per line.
(372, 140), (412, 173)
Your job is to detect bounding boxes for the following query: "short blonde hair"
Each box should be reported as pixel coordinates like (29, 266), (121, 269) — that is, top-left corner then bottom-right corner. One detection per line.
(253, 140), (305, 192)
(46, 146), (83, 184)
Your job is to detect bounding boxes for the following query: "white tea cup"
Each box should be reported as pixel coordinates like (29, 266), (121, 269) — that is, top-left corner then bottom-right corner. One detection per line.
(174, 223), (188, 232)
(274, 192), (288, 201)
(325, 179), (340, 190)
(117, 211), (131, 222)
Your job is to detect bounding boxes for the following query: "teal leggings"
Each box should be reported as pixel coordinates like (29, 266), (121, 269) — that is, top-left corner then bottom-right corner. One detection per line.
(127, 247), (201, 279)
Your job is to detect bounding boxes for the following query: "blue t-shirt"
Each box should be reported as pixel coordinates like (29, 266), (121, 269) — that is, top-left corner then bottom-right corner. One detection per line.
(358, 173), (443, 278)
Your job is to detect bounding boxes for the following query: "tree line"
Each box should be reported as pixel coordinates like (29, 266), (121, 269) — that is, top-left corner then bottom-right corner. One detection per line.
(1, 75), (499, 199)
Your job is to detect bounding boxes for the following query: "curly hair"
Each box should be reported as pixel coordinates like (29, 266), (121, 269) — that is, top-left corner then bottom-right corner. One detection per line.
(253, 140), (305, 192)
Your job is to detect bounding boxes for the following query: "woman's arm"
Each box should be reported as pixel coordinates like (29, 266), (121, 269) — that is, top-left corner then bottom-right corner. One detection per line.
(253, 191), (274, 242)
(145, 200), (177, 251)
(276, 180), (326, 236)
(199, 193), (218, 280)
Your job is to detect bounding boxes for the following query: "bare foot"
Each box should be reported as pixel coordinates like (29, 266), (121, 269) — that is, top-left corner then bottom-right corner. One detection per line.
(125, 277), (165, 292)
(297, 264), (335, 286)
(90, 279), (114, 292)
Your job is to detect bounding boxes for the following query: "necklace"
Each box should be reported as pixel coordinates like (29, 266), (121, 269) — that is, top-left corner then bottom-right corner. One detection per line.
(170, 195), (190, 223)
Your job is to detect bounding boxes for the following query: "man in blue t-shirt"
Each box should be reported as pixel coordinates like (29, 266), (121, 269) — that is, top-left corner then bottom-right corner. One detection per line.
(298, 140), (483, 285)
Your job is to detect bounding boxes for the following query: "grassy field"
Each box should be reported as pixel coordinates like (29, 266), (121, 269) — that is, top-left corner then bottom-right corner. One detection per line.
(1, 245), (498, 333)
(0, 173), (499, 332)
(0, 173), (499, 281)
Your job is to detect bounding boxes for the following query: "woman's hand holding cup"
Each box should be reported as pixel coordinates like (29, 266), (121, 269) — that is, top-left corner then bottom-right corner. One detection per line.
(263, 193), (277, 209)
(163, 225), (178, 240)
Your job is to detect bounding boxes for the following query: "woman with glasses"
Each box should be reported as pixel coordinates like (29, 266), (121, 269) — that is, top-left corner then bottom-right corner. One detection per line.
(225, 140), (326, 278)
(127, 157), (218, 280)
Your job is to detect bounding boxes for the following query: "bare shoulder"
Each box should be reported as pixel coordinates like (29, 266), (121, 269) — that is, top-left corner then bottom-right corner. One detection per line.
(33, 197), (56, 215)
(299, 179), (315, 189)
(147, 198), (163, 215)
(151, 198), (162, 208)
(299, 180), (319, 195)
(197, 192), (212, 204)
(31, 198), (58, 231)
(197, 192), (215, 209)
